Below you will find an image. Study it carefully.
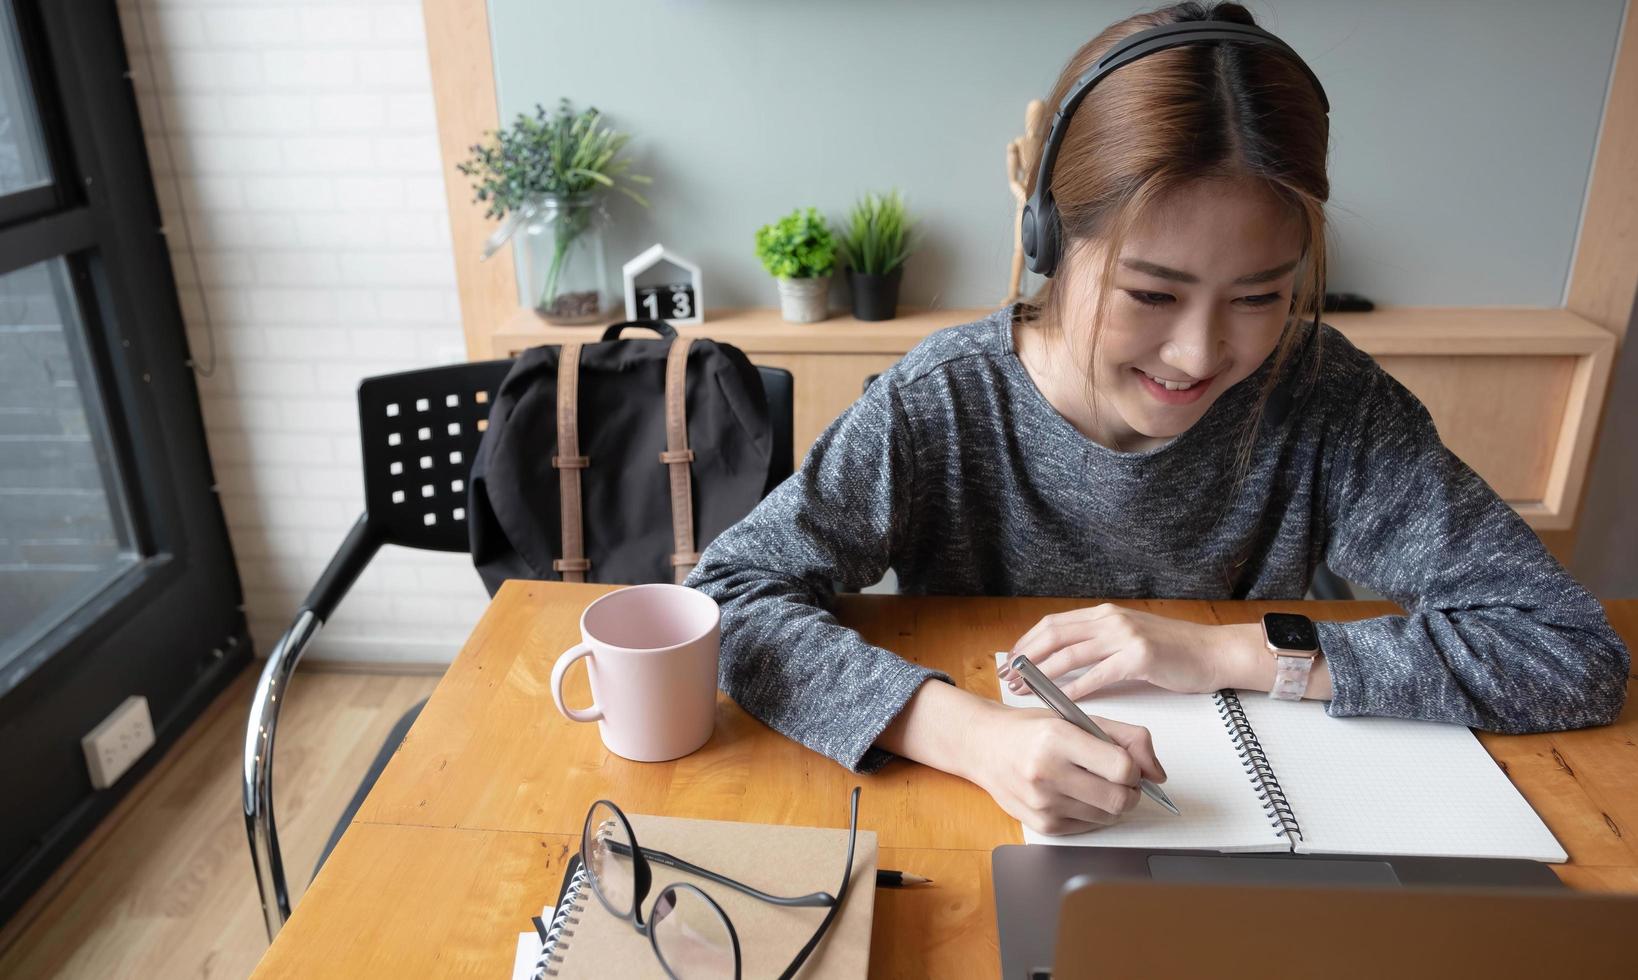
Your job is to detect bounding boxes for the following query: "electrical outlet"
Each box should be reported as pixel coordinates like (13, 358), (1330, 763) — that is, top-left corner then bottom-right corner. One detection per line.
(81, 695), (156, 790)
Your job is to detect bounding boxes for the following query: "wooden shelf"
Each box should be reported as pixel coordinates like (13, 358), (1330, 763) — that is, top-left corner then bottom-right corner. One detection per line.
(488, 304), (1615, 533)
(492, 306), (989, 356)
(491, 305), (1614, 358)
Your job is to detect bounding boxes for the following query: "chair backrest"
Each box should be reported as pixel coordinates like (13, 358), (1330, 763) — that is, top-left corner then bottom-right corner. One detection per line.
(357, 359), (795, 554)
(358, 359), (515, 552)
(760, 365), (794, 493)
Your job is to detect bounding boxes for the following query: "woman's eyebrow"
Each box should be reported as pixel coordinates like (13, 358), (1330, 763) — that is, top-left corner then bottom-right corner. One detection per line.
(1120, 257), (1299, 285)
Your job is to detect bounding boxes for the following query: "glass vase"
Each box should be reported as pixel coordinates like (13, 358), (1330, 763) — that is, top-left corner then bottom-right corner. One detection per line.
(517, 192), (610, 325)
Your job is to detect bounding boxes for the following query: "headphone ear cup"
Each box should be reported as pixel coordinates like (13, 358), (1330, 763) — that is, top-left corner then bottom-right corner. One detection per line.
(1020, 203), (1040, 268)
(1030, 198), (1061, 278)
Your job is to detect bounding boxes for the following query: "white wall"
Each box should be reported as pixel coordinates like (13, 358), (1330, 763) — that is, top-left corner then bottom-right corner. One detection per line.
(117, 0), (490, 665)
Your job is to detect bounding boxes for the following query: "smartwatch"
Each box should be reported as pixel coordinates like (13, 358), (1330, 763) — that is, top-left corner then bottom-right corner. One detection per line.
(1262, 612), (1320, 701)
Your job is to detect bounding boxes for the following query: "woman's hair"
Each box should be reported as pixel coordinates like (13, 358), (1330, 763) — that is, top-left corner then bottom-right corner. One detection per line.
(1017, 1), (1330, 457)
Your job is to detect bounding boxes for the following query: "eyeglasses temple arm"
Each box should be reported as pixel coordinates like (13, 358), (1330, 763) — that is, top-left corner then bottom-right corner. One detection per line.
(777, 787), (862, 980)
(606, 840), (835, 908)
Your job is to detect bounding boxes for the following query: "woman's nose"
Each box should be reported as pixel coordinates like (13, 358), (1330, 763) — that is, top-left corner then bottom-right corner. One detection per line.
(1159, 313), (1225, 378)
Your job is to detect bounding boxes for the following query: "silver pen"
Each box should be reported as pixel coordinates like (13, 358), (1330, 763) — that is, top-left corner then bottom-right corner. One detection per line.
(1006, 654), (1181, 816)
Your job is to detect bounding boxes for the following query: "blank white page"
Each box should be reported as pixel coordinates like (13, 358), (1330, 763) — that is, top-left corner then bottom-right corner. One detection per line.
(996, 654), (1286, 852)
(1235, 694), (1566, 862)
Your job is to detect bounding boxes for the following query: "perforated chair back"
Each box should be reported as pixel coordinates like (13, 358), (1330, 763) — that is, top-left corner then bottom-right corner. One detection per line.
(358, 360), (515, 551)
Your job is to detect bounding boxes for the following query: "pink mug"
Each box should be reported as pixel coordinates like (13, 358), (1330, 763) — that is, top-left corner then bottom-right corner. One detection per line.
(550, 584), (721, 762)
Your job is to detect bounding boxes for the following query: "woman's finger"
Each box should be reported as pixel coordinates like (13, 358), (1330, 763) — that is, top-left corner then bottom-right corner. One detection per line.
(1053, 722), (1141, 788)
(1059, 651), (1134, 701)
(1010, 604), (1121, 662)
(1094, 715), (1167, 783)
(1051, 751), (1142, 818)
(1032, 635), (1118, 681)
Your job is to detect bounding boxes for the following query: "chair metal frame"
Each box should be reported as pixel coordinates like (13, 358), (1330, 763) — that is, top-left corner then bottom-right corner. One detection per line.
(244, 357), (793, 941)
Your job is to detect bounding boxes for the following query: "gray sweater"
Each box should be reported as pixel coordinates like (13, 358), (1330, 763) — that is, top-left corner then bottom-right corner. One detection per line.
(685, 306), (1629, 774)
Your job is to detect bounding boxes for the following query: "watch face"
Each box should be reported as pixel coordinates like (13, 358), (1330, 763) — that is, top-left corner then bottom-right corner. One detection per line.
(1264, 613), (1319, 651)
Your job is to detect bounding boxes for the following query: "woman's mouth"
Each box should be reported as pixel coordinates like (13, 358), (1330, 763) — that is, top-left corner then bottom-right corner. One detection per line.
(1133, 367), (1214, 405)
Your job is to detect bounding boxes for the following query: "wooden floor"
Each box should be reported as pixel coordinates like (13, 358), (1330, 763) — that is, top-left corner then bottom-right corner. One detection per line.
(0, 666), (439, 979)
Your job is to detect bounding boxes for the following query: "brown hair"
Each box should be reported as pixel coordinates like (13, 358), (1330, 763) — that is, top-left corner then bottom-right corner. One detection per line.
(1017, 1), (1330, 460)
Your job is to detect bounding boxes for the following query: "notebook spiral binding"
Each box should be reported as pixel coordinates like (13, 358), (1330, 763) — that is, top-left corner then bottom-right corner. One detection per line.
(532, 859), (591, 980)
(1214, 689), (1304, 843)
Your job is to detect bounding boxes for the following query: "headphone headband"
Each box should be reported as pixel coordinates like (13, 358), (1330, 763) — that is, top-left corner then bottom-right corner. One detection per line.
(1021, 20), (1329, 278)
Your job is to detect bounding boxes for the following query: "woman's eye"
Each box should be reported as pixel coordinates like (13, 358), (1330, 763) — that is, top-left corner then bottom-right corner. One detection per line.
(1124, 290), (1285, 308)
(1125, 290), (1172, 307)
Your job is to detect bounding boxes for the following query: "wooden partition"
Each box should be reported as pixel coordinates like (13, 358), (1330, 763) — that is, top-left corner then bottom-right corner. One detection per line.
(491, 306), (1613, 532)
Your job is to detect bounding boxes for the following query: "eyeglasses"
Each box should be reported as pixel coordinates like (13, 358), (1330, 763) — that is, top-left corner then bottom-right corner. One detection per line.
(579, 786), (861, 980)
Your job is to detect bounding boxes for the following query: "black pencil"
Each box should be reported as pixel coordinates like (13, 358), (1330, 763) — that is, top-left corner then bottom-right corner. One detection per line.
(876, 869), (932, 887)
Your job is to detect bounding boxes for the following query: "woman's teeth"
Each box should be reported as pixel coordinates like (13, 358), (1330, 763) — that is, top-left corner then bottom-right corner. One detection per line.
(1143, 371), (1200, 391)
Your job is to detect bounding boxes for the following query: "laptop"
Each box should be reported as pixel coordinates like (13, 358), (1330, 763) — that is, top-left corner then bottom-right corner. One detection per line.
(992, 845), (1569, 980)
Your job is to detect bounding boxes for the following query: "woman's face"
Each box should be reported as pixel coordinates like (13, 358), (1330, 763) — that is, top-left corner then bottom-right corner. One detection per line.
(1056, 178), (1305, 451)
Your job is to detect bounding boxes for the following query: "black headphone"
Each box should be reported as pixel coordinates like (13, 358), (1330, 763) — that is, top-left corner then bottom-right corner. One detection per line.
(1020, 20), (1330, 279)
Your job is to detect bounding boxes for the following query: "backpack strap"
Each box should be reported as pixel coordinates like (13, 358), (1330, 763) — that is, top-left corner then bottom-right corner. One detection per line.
(661, 338), (699, 584)
(551, 343), (590, 582)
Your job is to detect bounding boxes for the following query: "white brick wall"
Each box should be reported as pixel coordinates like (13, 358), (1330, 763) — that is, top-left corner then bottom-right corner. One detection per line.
(118, 0), (492, 665)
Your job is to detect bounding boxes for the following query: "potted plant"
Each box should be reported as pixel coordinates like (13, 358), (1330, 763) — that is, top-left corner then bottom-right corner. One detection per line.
(837, 190), (916, 321)
(458, 98), (650, 325)
(754, 207), (836, 323)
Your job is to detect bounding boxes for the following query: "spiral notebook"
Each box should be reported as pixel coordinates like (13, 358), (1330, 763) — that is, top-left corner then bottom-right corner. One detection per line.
(511, 812), (878, 979)
(994, 653), (1566, 861)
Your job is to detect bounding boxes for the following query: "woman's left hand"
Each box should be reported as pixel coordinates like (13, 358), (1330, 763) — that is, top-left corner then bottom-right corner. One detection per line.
(1002, 604), (1248, 700)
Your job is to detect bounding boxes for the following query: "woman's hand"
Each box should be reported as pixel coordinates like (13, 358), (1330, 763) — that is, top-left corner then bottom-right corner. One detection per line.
(964, 701), (1167, 835)
(876, 681), (1168, 836)
(1003, 604), (1260, 700)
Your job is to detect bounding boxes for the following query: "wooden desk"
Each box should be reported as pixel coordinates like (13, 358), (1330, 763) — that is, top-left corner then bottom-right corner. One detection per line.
(252, 585), (1638, 977)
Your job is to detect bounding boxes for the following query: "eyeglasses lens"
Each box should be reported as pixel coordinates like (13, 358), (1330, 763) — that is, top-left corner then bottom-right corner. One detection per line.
(651, 885), (736, 980)
(583, 801), (636, 917)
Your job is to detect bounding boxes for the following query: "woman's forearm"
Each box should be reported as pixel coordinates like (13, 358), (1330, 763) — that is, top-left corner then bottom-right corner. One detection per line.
(879, 621), (1333, 782)
(874, 679), (1000, 780)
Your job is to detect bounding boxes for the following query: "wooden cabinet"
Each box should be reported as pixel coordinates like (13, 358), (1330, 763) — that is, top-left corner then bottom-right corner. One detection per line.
(492, 306), (1614, 531)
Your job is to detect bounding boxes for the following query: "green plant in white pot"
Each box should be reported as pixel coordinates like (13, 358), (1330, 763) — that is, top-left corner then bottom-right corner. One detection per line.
(458, 99), (650, 325)
(837, 190), (917, 321)
(754, 207), (836, 323)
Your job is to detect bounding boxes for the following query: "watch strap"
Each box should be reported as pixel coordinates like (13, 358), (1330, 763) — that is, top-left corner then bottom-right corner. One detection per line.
(1270, 653), (1312, 701)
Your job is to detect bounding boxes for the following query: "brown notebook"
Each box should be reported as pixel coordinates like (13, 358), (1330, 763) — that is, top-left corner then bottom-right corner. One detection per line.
(538, 812), (877, 979)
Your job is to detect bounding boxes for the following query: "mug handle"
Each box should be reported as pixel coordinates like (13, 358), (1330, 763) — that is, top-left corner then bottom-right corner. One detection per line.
(550, 643), (604, 723)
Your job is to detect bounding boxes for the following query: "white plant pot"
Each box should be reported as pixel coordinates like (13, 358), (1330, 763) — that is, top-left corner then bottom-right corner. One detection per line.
(775, 275), (831, 323)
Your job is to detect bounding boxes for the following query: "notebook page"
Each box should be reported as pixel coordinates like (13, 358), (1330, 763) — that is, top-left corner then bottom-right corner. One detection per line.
(996, 653), (1286, 852)
(512, 915), (548, 980)
(1235, 695), (1566, 862)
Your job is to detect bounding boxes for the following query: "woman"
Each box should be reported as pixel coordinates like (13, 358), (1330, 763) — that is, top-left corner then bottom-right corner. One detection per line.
(685, 1), (1628, 836)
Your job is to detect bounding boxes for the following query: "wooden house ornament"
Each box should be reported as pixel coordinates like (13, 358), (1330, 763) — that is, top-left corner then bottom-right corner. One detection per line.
(623, 243), (704, 325)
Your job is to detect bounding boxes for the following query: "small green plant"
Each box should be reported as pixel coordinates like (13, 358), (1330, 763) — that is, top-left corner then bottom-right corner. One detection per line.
(754, 207), (837, 279)
(457, 99), (651, 312)
(836, 190), (916, 276)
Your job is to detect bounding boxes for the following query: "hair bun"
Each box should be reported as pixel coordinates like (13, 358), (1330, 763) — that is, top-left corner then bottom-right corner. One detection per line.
(1165, 2), (1258, 27)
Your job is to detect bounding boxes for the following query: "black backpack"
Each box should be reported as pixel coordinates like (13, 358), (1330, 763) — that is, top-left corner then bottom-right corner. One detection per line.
(468, 320), (773, 593)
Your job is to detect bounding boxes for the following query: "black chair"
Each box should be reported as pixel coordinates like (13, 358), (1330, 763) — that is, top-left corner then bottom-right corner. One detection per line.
(243, 358), (794, 941)
(861, 374), (1354, 600)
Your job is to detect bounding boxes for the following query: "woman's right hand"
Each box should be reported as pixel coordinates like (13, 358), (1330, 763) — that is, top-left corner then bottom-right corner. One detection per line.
(964, 702), (1167, 836)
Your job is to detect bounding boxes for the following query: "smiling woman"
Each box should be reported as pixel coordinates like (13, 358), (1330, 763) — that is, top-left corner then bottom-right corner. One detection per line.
(683, 0), (1628, 840)
(1017, 178), (1307, 452)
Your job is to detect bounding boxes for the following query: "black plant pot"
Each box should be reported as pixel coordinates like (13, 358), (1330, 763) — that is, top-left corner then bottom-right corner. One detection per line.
(846, 266), (902, 321)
